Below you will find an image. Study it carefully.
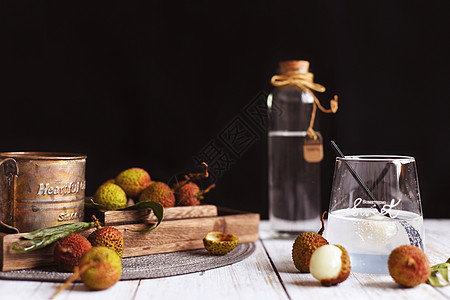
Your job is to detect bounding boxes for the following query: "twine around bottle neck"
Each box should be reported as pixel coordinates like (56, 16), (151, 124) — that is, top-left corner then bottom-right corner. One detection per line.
(270, 70), (338, 140)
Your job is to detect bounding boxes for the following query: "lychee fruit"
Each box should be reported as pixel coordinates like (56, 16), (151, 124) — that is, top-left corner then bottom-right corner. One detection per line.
(292, 211), (329, 273)
(173, 181), (215, 206)
(53, 234), (92, 272)
(309, 244), (351, 286)
(93, 183), (128, 210)
(115, 167), (151, 198)
(203, 231), (239, 255)
(388, 245), (431, 287)
(79, 246), (122, 290)
(88, 226), (124, 258)
(51, 247), (122, 297)
(139, 181), (175, 207)
(177, 182), (201, 205)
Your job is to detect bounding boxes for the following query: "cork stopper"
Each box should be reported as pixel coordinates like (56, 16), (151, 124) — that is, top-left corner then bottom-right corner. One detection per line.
(279, 60), (310, 74)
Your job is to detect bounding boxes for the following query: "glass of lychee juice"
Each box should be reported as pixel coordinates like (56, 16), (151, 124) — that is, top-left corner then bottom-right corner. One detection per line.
(325, 155), (424, 274)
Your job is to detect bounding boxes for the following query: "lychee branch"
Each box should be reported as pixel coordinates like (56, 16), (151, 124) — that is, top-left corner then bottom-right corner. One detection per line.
(51, 260), (96, 299)
(186, 162), (210, 182)
(173, 162), (210, 192)
(198, 184), (216, 200)
(318, 211), (326, 236)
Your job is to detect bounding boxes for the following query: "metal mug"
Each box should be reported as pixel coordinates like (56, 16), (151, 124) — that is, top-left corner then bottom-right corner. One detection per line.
(0, 152), (86, 233)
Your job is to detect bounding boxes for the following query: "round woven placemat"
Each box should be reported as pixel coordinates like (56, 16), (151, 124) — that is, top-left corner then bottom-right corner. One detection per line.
(0, 243), (256, 282)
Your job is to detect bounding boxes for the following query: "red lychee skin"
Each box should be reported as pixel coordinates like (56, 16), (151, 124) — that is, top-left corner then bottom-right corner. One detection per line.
(139, 181), (175, 207)
(292, 232), (329, 273)
(88, 227), (124, 258)
(388, 245), (431, 287)
(54, 234), (92, 272)
(176, 182), (201, 206)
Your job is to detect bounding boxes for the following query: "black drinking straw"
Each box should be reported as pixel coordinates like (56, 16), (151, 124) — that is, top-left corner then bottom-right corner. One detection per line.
(330, 140), (383, 214)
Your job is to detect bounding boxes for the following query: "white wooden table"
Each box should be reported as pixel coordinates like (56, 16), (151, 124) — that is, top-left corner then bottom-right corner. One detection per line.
(1, 220), (449, 300)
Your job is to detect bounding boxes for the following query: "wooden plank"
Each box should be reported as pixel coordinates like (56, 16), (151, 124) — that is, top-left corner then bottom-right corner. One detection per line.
(0, 212), (259, 271)
(423, 219), (450, 265)
(122, 212), (259, 257)
(86, 205), (218, 226)
(62, 280), (141, 300)
(1, 220), (449, 300)
(0, 241), (288, 300)
(134, 240), (289, 300)
(0, 279), (45, 299)
(1, 231), (55, 271)
(0, 279), (142, 300)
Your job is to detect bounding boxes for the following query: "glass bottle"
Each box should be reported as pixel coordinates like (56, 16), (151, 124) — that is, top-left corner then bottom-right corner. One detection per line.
(267, 60), (321, 236)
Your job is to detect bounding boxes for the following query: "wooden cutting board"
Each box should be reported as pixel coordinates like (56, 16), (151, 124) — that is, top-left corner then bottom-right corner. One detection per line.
(0, 206), (260, 271)
(86, 204), (219, 225)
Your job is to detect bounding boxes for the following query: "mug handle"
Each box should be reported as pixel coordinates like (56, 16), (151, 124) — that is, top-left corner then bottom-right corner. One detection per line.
(0, 158), (20, 233)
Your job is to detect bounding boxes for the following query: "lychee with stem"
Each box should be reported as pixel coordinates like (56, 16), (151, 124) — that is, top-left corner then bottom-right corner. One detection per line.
(173, 181), (215, 206)
(51, 246), (122, 298)
(292, 211), (329, 273)
(79, 246), (122, 290)
(88, 216), (124, 258)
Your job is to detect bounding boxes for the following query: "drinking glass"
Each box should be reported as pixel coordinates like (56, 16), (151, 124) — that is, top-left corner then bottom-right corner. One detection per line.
(324, 155), (424, 274)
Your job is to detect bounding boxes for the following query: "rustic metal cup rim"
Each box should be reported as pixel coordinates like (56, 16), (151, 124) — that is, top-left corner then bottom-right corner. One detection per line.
(0, 152), (86, 160)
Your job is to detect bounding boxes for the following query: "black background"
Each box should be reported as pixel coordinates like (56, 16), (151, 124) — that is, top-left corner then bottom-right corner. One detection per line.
(1, 1), (449, 218)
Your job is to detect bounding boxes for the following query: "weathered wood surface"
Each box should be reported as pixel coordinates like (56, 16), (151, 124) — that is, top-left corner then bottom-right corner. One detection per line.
(0, 219), (449, 300)
(88, 204), (218, 225)
(0, 240), (287, 300)
(0, 208), (259, 271)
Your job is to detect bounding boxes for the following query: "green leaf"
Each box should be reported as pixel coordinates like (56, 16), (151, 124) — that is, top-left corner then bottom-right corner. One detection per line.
(23, 222), (95, 240)
(427, 260), (450, 287)
(12, 222), (95, 253)
(122, 201), (164, 233)
(118, 201), (162, 212)
(85, 199), (164, 233)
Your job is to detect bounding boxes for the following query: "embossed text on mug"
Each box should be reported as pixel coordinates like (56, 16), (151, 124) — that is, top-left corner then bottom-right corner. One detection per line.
(58, 211), (80, 222)
(36, 181), (86, 196)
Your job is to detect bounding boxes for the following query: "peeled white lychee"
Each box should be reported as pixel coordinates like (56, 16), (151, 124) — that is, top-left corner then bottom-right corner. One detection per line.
(356, 215), (398, 252)
(309, 244), (351, 286)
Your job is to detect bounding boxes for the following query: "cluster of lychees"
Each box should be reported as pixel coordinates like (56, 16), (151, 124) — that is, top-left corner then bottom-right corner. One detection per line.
(52, 217), (124, 297)
(291, 212), (431, 288)
(93, 167), (214, 210)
